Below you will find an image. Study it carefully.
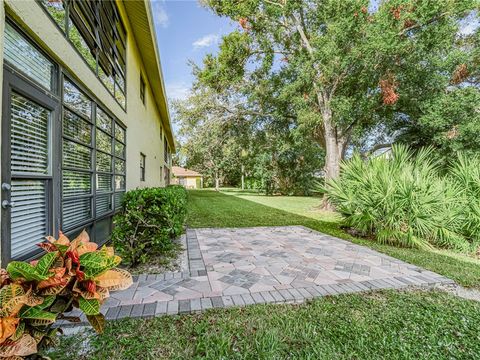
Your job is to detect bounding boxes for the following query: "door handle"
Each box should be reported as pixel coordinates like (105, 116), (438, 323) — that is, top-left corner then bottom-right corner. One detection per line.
(2, 200), (15, 209)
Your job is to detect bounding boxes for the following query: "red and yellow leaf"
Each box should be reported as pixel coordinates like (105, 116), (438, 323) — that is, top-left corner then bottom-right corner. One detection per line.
(0, 285), (27, 318)
(0, 317), (19, 343)
(94, 268), (132, 291)
(0, 334), (38, 357)
(77, 242), (98, 256)
(37, 268), (67, 290)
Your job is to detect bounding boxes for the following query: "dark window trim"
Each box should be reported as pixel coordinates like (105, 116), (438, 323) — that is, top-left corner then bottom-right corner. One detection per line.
(60, 73), (127, 233)
(140, 152), (146, 182)
(1, 67), (61, 265)
(61, 71), (127, 130)
(35, 0), (128, 112)
(62, 135), (94, 150)
(140, 74), (146, 105)
(1, 17), (127, 263)
(62, 167), (94, 174)
(164, 136), (168, 164)
(3, 19), (60, 98)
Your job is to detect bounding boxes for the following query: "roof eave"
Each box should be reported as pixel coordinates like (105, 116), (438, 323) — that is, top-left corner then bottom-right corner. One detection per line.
(122, 0), (175, 151)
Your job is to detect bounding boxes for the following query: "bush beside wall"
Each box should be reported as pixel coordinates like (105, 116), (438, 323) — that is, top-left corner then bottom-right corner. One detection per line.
(112, 185), (188, 267)
(325, 145), (480, 253)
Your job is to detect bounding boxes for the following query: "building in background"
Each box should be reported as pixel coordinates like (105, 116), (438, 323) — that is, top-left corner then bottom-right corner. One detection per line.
(172, 166), (203, 189)
(0, 0), (175, 265)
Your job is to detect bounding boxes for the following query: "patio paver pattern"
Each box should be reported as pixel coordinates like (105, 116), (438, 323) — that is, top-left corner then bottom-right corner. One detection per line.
(61, 226), (454, 324)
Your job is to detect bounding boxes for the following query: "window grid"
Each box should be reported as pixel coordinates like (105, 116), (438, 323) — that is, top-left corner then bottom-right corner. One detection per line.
(113, 122), (126, 209)
(61, 77), (126, 232)
(164, 136), (169, 164)
(95, 109), (114, 217)
(4, 22), (55, 91)
(3, 17), (127, 260)
(39, 0), (127, 109)
(61, 79), (94, 231)
(140, 153), (146, 182)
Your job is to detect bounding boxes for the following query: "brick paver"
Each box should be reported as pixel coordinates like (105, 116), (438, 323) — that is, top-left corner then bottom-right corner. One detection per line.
(61, 226), (454, 325)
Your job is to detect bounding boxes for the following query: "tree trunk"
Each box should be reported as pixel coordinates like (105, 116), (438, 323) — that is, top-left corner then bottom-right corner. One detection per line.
(321, 106), (348, 210)
(215, 172), (220, 191)
(324, 131), (342, 182)
(241, 164), (245, 190)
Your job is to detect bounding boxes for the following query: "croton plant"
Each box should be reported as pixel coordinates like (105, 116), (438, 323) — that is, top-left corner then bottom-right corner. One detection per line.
(0, 230), (132, 359)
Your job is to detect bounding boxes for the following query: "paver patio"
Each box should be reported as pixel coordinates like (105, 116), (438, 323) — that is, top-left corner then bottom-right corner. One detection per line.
(61, 226), (454, 325)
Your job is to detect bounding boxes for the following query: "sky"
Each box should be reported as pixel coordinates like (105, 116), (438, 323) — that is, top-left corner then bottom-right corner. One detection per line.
(152, 0), (236, 104)
(150, 0), (479, 127)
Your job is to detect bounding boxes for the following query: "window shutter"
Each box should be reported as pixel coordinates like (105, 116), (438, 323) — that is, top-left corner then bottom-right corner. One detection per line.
(10, 94), (50, 174)
(62, 198), (91, 230)
(10, 180), (47, 258)
(9, 93), (51, 258)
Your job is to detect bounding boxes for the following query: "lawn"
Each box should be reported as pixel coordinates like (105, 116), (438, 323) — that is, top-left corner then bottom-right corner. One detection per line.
(47, 290), (480, 359)
(49, 189), (480, 359)
(188, 189), (480, 289)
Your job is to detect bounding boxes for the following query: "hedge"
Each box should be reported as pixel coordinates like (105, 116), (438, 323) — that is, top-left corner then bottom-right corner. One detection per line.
(111, 185), (188, 267)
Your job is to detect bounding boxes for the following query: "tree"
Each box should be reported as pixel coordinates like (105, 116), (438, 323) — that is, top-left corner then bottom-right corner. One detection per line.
(200, 0), (477, 206)
(172, 85), (247, 190)
(389, 18), (480, 162)
(397, 87), (480, 164)
(173, 68), (324, 194)
(248, 127), (325, 195)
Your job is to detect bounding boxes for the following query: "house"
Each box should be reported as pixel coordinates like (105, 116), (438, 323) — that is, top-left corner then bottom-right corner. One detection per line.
(0, 0), (175, 265)
(172, 166), (203, 189)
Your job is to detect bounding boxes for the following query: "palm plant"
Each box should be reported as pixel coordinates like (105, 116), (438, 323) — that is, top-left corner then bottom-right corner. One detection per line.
(324, 145), (471, 251)
(449, 154), (480, 249)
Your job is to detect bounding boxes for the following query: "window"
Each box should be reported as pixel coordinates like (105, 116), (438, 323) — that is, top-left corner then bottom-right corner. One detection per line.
(40, 0), (66, 31)
(4, 22), (55, 91)
(61, 79), (93, 231)
(164, 137), (169, 164)
(95, 108), (113, 217)
(61, 78), (127, 233)
(9, 95), (52, 258)
(113, 123), (126, 209)
(164, 166), (170, 186)
(140, 75), (146, 105)
(40, 0), (127, 109)
(140, 153), (146, 181)
(2, 18), (127, 261)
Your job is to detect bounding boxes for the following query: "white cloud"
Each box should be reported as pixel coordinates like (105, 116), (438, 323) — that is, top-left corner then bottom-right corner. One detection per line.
(151, 0), (169, 28)
(166, 82), (190, 101)
(192, 34), (220, 49)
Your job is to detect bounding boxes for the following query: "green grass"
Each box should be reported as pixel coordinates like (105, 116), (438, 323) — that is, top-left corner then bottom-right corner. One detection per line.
(49, 189), (480, 359)
(187, 189), (480, 288)
(47, 290), (480, 359)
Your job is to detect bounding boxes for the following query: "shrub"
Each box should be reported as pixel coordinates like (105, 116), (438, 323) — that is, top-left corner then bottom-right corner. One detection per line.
(112, 185), (188, 267)
(449, 154), (480, 247)
(0, 231), (132, 358)
(324, 145), (479, 252)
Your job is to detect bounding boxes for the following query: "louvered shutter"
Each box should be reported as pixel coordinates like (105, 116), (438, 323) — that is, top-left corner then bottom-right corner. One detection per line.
(10, 180), (47, 258)
(9, 93), (51, 258)
(10, 95), (50, 174)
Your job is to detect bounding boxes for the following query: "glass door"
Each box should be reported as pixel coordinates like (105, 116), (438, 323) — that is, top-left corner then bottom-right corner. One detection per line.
(1, 69), (59, 263)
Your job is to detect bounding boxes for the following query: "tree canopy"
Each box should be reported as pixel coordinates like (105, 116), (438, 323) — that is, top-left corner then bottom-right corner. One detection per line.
(174, 0), (479, 196)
